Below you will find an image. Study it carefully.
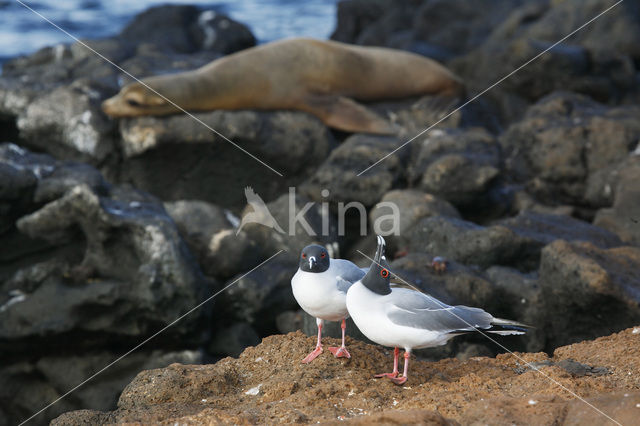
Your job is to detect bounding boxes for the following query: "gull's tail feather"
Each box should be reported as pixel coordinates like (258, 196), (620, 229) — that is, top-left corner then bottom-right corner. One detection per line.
(486, 317), (531, 335)
(448, 317), (531, 336)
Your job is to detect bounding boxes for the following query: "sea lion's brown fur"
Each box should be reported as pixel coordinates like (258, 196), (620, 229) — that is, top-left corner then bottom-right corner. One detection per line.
(102, 38), (464, 134)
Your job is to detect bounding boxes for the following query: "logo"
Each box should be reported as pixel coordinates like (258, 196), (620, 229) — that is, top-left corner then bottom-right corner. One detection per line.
(237, 187), (400, 237)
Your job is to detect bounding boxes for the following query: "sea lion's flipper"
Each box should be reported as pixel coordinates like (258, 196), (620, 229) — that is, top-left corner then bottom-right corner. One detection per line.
(303, 95), (398, 135)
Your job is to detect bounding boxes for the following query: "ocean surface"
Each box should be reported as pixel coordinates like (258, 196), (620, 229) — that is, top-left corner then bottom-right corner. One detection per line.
(0, 0), (340, 64)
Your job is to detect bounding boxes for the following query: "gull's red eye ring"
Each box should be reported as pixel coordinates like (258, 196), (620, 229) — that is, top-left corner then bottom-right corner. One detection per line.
(380, 269), (390, 278)
(320, 252), (326, 258)
(302, 253), (307, 258)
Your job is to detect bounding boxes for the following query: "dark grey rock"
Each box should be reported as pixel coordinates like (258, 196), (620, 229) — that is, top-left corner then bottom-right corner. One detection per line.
(555, 359), (610, 377)
(539, 240), (640, 350)
(117, 110), (335, 209)
(451, 0), (639, 122)
(499, 92), (640, 205)
(119, 5), (255, 55)
(0, 145), (209, 350)
(411, 0), (530, 56)
(301, 134), (406, 208)
(330, 0), (393, 44)
(494, 210), (623, 249)
(219, 256), (298, 336)
(164, 199), (264, 279)
(275, 310), (304, 334)
(331, 0), (527, 60)
(484, 266), (544, 352)
(369, 189), (460, 249)
(407, 127), (501, 211)
(593, 156), (640, 246)
(208, 322), (261, 357)
(239, 190), (340, 260)
(0, 350), (200, 426)
(405, 216), (539, 270)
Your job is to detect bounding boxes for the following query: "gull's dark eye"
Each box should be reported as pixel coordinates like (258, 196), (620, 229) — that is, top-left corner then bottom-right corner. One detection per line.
(380, 269), (389, 278)
(302, 253), (307, 259)
(320, 252), (326, 258)
(127, 99), (141, 107)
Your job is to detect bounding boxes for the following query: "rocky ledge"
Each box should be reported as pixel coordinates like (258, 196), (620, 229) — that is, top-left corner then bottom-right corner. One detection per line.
(54, 327), (640, 425)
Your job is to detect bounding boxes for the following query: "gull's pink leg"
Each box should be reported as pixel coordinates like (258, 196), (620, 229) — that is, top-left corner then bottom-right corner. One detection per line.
(329, 318), (351, 358)
(302, 318), (324, 363)
(390, 350), (410, 385)
(374, 347), (399, 378)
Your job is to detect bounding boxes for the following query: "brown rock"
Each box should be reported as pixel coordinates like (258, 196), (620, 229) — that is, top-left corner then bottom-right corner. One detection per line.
(53, 327), (640, 425)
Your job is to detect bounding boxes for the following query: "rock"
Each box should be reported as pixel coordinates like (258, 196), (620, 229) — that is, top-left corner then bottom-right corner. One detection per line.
(218, 256), (298, 336)
(331, 0), (525, 61)
(405, 210), (626, 272)
(451, 0), (639, 122)
(16, 81), (117, 163)
(461, 391), (640, 426)
(239, 189), (340, 259)
(328, 409), (455, 425)
(593, 155), (640, 246)
(0, 146), (209, 352)
(500, 92), (640, 205)
(0, 350), (200, 426)
(117, 110), (335, 209)
(509, 188), (576, 217)
(407, 127), (501, 213)
(275, 310), (304, 334)
(404, 216), (540, 270)
(484, 266), (544, 352)
(494, 210), (623, 249)
(1, 5), (257, 170)
(539, 240), (640, 349)
(53, 327), (640, 424)
(411, 0), (529, 57)
(330, 0), (395, 44)
(0, 145), (39, 232)
(369, 189), (460, 248)
(301, 134), (407, 208)
(119, 5), (255, 54)
(209, 322), (261, 357)
(164, 200), (262, 279)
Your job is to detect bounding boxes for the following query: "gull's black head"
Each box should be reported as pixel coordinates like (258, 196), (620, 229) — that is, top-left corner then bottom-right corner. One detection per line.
(299, 244), (330, 273)
(361, 235), (392, 295)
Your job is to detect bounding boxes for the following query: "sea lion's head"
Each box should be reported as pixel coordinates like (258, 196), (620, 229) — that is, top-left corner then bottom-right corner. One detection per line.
(101, 79), (177, 117)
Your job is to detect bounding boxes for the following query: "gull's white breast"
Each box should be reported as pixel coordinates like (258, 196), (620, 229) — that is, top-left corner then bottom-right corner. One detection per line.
(291, 265), (349, 321)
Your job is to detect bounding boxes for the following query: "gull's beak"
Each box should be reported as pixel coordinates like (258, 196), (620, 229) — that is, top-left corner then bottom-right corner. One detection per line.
(374, 235), (386, 263)
(309, 256), (316, 269)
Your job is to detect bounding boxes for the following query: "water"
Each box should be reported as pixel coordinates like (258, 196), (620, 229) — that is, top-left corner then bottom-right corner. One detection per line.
(0, 0), (340, 64)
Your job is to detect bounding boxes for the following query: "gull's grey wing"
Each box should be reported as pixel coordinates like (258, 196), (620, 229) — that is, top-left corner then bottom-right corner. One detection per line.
(333, 259), (367, 293)
(386, 288), (494, 332)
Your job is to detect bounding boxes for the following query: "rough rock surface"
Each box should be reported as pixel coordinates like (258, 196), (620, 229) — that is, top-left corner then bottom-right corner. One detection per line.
(0, 144), (210, 424)
(117, 110), (335, 209)
(499, 92), (640, 206)
(539, 240), (640, 349)
(2, 350), (200, 426)
(593, 156), (640, 246)
(53, 327), (640, 425)
(407, 127), (501, 213)
(301, 134), (408, 208)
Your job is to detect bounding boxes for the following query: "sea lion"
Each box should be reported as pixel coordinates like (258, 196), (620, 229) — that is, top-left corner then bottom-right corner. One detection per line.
(102, 38), (464, 134)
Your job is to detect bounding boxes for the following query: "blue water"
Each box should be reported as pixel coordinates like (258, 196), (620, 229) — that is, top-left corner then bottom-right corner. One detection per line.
(0, 0), (339, 63)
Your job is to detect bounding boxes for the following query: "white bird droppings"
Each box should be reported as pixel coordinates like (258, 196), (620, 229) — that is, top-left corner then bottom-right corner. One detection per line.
(245, 384), (262, 395)
(528, 399), (538, 405)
